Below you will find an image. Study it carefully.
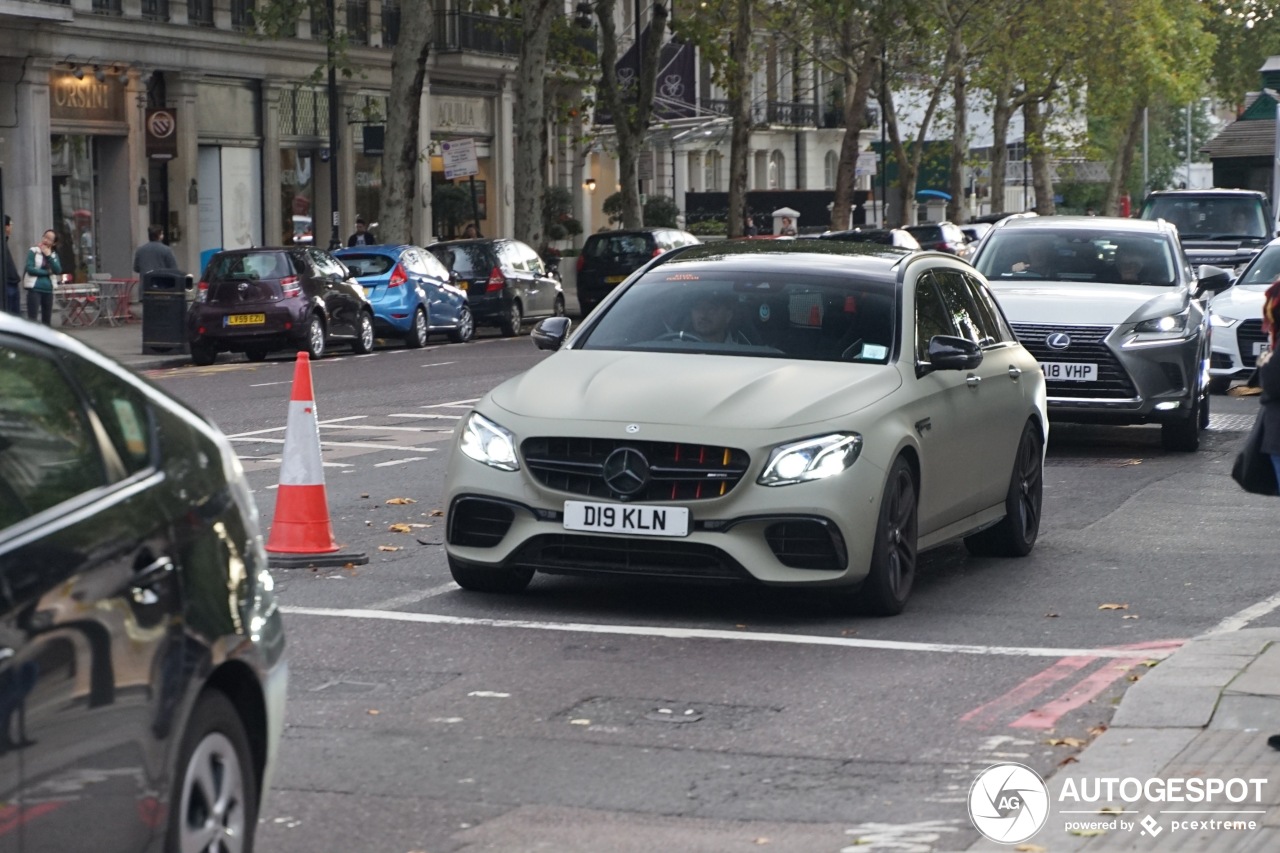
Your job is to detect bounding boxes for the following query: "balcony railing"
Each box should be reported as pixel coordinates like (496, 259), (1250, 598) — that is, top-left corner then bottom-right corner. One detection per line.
(698, 99), (822, 128)
(434, 10), (520, 57)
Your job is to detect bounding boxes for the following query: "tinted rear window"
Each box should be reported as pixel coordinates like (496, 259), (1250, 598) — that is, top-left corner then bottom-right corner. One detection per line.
(1141, 196), (1268, 240)
(585, 233), (656, 258)
(207, 252), (293, 280)
(340, 254), (396, 277)
(429, 244), (488, 278)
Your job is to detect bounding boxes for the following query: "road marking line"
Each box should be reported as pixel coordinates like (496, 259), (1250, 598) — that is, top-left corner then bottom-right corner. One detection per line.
(420, 362), (456, 368)
(1009, 661), (1140, 729)
(373, 457), (433, 467)
(231, 437), (436, 453)
(366, 581), (460, 611)
(320, 423), (450, 433)
(423, 399), (479, 408)
(227, 415), (365, 438)
(388, 413), (461, 421)
(960, 656), (1096, 728)
(278, 607), (1183, 659)
(1203, 588), (1280, 635)
(249, 381), (293, 387)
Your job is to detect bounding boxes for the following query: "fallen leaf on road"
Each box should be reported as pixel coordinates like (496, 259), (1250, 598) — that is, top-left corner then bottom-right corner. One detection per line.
(1048, 737), (1085, 747)
(1140, 659), (1160, 668)
(1098, 603), (1129, 610)
(367, 709), (380, 715)
(386, 497), (417, 505)
(1069, 828), (1107, 837)
(1099, 806), (1123, 815)
(1122, 614), (1140, 619)
(360, 493), (369, 499)
(1127, 674), (1141, 682)
(1058, 755), (1078, 766)
(1015, 845), (1047, 853)
(754, 839), (771, 846)
(569, 719), (591, 726)
(429, 508), (444, 517)
(1045, 612), (1059, 618)
(388, 523), (413, 533)
(1088, 724), (1108, 736)
(377, 545), (401, 552)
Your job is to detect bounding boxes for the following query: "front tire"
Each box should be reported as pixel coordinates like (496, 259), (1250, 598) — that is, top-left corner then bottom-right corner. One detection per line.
(448, 554), (533, 594)
(190, 342), (217, 367)
(1208, 375), (1232, 395)
(500, 300), (523, 337)
(302, 314), (326, 360)
(965, 420), (1044, 557)
(353, 311), (376, 354)
(860, 457), (918, 616)
(166, 690), (258, 853)
(1161, 392), (1202, 452)
(448, 306), (474, 343)
(405, 307), (430, 348)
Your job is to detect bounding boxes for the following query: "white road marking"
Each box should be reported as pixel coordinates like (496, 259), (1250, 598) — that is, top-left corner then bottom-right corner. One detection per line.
(279, 607), (1179, 659)
(388, 413), (461, 421)
(249, 381), (293, 388)
(319, 423), (451, 433)
(227, 415), (365, 438)
(366, 581), (459, 611)
(423, 399), (480, 408)
(231, 437), (436, 453)
(1203, 588), (1280, 635)
(373, 457), (433, 467)
(420, 362), (456, 368)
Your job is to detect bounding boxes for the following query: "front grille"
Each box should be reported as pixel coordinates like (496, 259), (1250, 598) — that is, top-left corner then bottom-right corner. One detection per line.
(764, 520), (845, 570)
(510, 534), (753, 582)
(1238, 319), (1267, 368)
(523, 438), (750, 502)
(1011, 323), (1137, 399)
(448, 498), (515, 548)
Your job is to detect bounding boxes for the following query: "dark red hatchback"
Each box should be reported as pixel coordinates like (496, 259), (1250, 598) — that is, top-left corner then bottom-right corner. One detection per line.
(187, 247), (376, 365)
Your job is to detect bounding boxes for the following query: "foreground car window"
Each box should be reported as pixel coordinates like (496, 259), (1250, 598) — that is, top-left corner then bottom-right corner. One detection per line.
(580, 271), (896, 363)
(975, 230), (1177, 286)
(1238, 246), (1280, 286)
(0, 344), (107, 529)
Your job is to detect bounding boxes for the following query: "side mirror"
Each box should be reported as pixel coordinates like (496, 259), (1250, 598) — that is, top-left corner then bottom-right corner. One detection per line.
(1196, 264), (1232, 296)
(926, 335), (983, 371)
(531, 316), (572, 351)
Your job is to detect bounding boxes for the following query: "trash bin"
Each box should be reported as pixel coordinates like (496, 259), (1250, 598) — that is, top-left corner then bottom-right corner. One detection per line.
(141, 268), (194, 355)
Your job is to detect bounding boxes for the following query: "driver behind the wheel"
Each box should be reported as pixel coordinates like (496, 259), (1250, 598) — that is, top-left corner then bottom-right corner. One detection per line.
(686, 291), (752, 344)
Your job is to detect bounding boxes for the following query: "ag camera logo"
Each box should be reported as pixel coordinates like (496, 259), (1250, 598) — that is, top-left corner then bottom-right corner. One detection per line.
(968, 762), (1050, 844)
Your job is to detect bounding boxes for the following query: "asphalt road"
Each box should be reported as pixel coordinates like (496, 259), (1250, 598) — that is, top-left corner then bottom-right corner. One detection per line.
(143, 332), (1280, 853)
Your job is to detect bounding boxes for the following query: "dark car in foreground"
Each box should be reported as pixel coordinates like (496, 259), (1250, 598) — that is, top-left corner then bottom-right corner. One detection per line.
(188, 247), (376, 365)
(427, 238), (565, 335)
(1140, 189), (1274, 275)
(334, 244), (474, 347)
(0, 314), (286, 851)
(575, 228), (701, 315)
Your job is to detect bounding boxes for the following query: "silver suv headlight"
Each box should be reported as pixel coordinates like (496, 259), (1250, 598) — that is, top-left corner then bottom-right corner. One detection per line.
(1134, 309), (1189, 334)
(460, 412), (520, 471)
(758, 433), (862, 486)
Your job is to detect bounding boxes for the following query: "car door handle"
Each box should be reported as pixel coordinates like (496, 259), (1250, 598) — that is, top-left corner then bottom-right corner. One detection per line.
(1008, 365), (1023, 380)
(966, 375), (981, 388)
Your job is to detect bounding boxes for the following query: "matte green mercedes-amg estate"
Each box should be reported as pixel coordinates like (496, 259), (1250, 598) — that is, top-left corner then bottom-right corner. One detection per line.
(443, 241), (1047, 614)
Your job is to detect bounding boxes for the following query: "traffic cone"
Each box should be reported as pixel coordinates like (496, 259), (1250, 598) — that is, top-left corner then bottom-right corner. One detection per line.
(266, 352), (367, 569)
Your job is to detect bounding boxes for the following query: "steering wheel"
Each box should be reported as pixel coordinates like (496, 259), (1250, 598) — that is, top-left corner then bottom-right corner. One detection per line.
(656, 330), (704, 342)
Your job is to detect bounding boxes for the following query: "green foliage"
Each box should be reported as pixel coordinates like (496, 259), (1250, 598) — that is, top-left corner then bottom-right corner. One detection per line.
(543, 185), (582, 241)
(432, 184), (473, 238)
(644, 195), (681, 227)
(687, 218), (728, 236)
(602, 191), (625, 225)
(1206, 1), (1280, 106)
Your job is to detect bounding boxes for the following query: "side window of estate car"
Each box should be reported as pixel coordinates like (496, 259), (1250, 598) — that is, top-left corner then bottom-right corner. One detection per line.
(933, 269), (989, 347)
(960, 272), (1015, 346)
(62, 355), (154, 477)
(0, 341), (108, 530)
(914, 273), (956, 363)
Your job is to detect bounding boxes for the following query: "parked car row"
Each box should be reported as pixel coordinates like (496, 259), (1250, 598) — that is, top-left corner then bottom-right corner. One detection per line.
(186, 237), (565, 365)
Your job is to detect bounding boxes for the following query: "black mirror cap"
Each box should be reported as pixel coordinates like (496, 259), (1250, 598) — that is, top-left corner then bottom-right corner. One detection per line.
(532, 316), (573, 351)
(1197, 264), (1232, 295)
(927, 335), (984, 370)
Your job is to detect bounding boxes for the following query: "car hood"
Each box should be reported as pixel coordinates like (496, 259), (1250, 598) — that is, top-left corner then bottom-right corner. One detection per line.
(1210, 283), (1268, 320)
(488, 350), (903, 430)
(986, 281), (1188, 326)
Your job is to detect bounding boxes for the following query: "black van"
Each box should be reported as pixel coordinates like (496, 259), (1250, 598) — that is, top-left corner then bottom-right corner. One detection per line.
(575, 228), (700, 316)
(1140, 189), (1275, 274)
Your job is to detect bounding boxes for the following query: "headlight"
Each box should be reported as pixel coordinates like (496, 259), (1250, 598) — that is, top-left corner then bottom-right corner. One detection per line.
(1134, 309), (1188, 334)
(459, 412), (519, 471)
(1209, 314), (1239, 328)
(758, 433), (862, 486)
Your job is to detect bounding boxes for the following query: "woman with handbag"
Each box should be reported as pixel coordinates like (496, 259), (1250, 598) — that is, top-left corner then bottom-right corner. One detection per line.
(1260, 280), (1280, 483)
(23, 229), (61, 326)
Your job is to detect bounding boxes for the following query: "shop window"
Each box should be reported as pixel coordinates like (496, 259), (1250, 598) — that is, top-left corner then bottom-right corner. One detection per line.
(347, 0), (370, 45)
(187, 0), (212, 27)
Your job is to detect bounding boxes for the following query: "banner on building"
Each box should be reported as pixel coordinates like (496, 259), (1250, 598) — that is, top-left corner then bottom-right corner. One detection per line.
(595, 31), (696, 125)
(146, 109), (179, 160)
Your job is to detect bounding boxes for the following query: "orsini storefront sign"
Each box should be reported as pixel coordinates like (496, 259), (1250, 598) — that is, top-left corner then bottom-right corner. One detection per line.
(434, 95), (491, 136)
(50, 72), (126, 125)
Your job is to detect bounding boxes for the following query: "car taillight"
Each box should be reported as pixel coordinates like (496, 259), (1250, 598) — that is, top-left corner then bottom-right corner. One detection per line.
(280, 275), (301, 297)
(196, 281), (208, 302)
(576, 254), (585, 273)
(652, 247), (665, 257)
(389, 263), (408, 288)
(486, 266), (506, 293)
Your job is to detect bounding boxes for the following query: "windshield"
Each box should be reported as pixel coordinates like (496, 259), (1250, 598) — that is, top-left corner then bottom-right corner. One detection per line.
(1141, 196), (1268, 240)
(428, 243), (486, 278)
(206, 251), (293, 281)
(578, 269), (897, 363)
(974, 230), (1178, 286)
(1237, 244), (1280, 286)
(584, 233), (655, 259)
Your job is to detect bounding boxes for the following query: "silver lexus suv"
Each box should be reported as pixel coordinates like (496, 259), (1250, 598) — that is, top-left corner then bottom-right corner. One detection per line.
(970, 216), (1225, 451)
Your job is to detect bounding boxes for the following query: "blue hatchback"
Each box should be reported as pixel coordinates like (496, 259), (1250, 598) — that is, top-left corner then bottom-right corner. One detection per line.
(335, 244), (474, 347)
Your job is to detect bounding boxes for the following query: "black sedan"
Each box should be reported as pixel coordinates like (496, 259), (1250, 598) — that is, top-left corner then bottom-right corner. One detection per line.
(427, 238), (565, 335)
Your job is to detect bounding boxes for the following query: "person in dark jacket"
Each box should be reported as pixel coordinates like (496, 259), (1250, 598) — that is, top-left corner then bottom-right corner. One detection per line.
(133, 224), (179, 278)
(24, 229), (61, 326)
(2, 215), (20, 316)
(346, 217), (378, 246)
(1259, 279), (1280, 484)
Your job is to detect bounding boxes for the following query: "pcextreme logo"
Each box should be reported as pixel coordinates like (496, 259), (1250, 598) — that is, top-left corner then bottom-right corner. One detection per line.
(968, 763), (1050, 844)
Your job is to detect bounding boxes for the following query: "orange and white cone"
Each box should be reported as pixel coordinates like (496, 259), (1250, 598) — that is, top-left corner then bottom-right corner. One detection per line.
(266, 352), (367, 568)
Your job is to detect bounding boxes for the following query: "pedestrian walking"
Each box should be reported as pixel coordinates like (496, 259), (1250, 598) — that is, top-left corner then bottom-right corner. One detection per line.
(133, 224), (178, 278)
(1258, 280), (1280, 484)
(24, 229), (61, 326)
(2, 215), (20, 316)
(346, 217), (378, 247)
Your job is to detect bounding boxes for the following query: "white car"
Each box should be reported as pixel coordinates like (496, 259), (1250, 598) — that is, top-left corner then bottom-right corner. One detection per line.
(1207, 237), (1280, 392)
(442, 241), (1047, 615)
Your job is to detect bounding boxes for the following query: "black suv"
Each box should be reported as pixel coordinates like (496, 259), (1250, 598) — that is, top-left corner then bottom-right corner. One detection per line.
(427, 238), (565, 335)
(188, 247), (376, 365)
(575, 228), (700, 316)
(1139, 189), (1275, 273)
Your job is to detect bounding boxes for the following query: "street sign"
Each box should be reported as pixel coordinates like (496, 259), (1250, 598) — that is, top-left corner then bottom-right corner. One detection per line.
(856, 152), (878, 177)
(442, 138), (479, 180)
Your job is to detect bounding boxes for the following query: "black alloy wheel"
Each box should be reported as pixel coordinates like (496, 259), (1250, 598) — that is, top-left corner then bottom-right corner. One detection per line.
(500, 300), (523, 337)
(965, 419), (1044, 557)
(303, 315), (326, 360)
(861, 457), (919, 616)
(166, 690), (258, 853)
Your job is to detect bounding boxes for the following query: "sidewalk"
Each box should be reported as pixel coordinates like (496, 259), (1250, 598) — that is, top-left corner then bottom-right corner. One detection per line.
(966, 629), (1280, 852)
(57, 319), (191, 372)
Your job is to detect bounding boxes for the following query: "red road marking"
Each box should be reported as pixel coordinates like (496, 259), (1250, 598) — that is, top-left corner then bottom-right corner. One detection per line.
(0, 801), (65, 837)
(960, 656), (1096, 728)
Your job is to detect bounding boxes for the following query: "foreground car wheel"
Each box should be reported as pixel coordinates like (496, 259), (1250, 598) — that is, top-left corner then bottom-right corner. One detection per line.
(861, 457), (918, 616)
(448, 306), (475, 343)
(1161, 393), (1202, 452)
(965, 420), (1043, 557)
(303, 315), (326, 360)
(167, 690), (257, 853)
(500, 300), (523, 337)
(448, 554), (533, 594)
(190, 342), (217, 367)
(406, 308), (430, 348)
(353, 311), (376, 354)
(1208, 375), (1232, 395)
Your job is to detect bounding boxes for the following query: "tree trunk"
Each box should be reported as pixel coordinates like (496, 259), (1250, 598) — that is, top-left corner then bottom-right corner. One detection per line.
(831, 43), (875, 231)
(379, 9), (432, 245)
(881, 84), (913, 227)
(989, 81), (1013, 215)
(513, 0), (557, 249)
(1102, 101), (1145, 216)
(1024, 100), (1055, 215)
(726, 0), (752, 238)
(947, 46), (968, 225)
